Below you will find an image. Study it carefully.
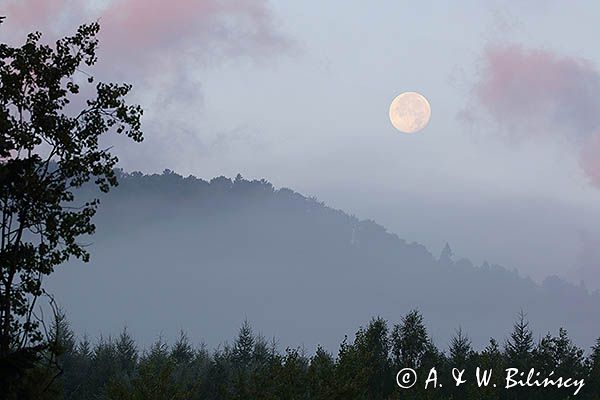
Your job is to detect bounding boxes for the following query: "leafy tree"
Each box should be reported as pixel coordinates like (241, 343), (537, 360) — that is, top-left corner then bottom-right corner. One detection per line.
(0, 18), (142, 395)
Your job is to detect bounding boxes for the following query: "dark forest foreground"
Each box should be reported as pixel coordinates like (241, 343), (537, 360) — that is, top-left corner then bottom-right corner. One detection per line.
(32, 310), (600, 400)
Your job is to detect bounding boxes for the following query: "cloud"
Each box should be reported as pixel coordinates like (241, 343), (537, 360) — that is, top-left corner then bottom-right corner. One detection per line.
(461, 44), (600, 186)
(4, 0), (289, 77)
(100, 0), (287, 58)
(2, 0), (290, 168)
(4, 0), (287, 50)
(4, 0), (81, 34)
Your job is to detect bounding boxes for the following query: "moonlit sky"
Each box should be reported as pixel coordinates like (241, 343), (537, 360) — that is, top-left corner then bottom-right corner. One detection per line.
(4, 0), (600, 289)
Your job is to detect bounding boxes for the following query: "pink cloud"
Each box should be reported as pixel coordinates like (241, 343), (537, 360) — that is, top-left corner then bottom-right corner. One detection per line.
(2, 0), (290, 167)
(4, 0), (89, 41)
(5, 0), (69, 29)
(3, 0), (288, 63)
(463, 44), (600, 186)
(99, 0), (288, 63)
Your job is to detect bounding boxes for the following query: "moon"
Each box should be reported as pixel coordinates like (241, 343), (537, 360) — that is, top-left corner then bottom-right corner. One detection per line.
(389, 92), (431, 133)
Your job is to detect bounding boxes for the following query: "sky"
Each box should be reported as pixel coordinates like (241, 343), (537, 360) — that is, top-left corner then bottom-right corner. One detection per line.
(3, 0), (600, 289)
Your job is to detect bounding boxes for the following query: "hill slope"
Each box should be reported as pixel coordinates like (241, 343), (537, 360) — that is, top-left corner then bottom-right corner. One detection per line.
(48, 170), (600, 350)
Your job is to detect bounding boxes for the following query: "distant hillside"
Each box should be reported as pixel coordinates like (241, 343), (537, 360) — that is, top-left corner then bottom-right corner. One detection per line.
(48, 170), (600, 351)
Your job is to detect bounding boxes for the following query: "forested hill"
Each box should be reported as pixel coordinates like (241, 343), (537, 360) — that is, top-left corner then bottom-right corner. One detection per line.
(48, 170), (600, 350)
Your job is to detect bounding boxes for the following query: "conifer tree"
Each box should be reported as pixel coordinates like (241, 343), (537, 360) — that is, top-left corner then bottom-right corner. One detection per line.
(353, 317), (392, 399)
(584, 337), (600, 399)
(505, 311), (534, 368)
(391, 310), (429, 369)
(449, 327), (473, 366)
(439, 243), (454, 265)
(307, 346), (335, 400)
(232, 320), (254, 368)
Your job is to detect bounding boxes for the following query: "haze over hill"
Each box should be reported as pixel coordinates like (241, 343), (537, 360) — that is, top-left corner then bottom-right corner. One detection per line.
(48, 170), (600, 351)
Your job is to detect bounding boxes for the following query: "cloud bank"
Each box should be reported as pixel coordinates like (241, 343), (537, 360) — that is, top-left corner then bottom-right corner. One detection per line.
(4, 0), (289, 84)
(462, 44), (600, 187)
(4, 0), (288, 58)
(3, 0), (289, 168)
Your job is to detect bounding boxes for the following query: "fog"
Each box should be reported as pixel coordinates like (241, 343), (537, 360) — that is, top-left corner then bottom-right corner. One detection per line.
(47, 173), (600, 352)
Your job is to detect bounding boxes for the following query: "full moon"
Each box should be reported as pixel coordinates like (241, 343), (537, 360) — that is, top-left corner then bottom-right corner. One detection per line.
(389, 92), (431, 133)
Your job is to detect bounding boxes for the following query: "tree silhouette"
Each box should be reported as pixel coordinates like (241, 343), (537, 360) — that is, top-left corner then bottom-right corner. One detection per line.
(505, 311), (534, 368)
(391, 310), (429, 369)
(0, 19), (142, 395)
(307, 346), (335, 400)
(448, 327), (473, 366)
(439, 243), (454, 265)
(353, 317), (392, 399)
(584, 337), (600, 398)
(504, 311), (535, 400)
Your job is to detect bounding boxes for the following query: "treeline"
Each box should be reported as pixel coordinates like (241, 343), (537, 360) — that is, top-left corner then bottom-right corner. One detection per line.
(39, 311), (599, 399)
